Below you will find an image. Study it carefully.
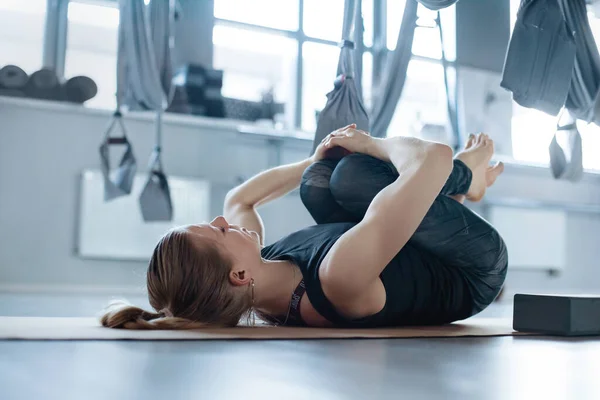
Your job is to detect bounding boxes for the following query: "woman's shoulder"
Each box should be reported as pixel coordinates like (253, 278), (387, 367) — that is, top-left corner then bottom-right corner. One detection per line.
(261, 222), (355, 260)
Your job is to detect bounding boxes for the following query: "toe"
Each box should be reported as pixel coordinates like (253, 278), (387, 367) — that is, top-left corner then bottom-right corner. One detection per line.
(465, 134), (475, 148)
(486, 161), (504, 186)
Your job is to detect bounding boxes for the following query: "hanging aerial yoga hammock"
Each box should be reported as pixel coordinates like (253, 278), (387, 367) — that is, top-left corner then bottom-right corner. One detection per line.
(310, 0), (369, 156)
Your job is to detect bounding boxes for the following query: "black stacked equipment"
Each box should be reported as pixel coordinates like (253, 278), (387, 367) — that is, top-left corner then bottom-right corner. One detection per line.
(169, 64), (225, 118)
(0, 65), (97, 104)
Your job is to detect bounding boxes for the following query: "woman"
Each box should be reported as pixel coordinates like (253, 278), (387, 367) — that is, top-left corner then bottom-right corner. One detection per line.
(102, 125), (507, 329)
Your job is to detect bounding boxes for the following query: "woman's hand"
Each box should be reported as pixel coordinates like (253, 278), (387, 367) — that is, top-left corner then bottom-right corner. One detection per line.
(322, 125), (388, 160)
(311, 124), (356, 163)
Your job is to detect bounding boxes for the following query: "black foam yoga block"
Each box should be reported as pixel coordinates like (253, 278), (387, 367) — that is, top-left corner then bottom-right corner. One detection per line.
(513, 294), (600, 336)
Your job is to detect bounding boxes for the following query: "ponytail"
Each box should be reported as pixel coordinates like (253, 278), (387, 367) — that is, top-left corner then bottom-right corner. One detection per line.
(100, 300), (206, 330)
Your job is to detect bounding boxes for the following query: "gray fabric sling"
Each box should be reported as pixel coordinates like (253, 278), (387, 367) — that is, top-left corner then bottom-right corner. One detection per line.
(559, 0), (600, 125)
(310, 0), (369, 155)
(501, 0), (576, 117)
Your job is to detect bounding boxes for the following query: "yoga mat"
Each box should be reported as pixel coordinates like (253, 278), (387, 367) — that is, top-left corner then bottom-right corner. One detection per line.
(0, 317), (530, 341)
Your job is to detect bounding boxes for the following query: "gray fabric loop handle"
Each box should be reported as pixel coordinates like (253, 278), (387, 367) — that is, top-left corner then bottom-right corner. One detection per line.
(99, 111), (137, 201)
(549, 110), (583, 182)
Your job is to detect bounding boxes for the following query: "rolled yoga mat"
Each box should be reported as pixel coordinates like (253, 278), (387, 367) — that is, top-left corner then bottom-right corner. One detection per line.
(0, 65), (28, 97)
(0, 317), (533, 341)
(25, 68), (65, 101)
(65, 75), (98, 103)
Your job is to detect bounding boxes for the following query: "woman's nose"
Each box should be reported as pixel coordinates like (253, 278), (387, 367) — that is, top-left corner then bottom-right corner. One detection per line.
(210, 216), (229, 228)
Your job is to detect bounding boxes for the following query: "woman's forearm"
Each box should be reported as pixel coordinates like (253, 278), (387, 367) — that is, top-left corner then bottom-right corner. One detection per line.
(370, 136), (451, 173)
(225, 157), (313, 208)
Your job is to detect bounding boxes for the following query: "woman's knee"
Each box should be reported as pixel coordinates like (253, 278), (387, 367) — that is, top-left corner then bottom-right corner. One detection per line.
(472, 230), (509, 313)
(330, 154), (397, 206)
(301, 159), (338, 188)
(300, 159), (340, 223)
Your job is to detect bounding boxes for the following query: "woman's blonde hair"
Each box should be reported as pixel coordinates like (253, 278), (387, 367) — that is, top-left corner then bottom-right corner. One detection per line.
(100, 229), (253, 329)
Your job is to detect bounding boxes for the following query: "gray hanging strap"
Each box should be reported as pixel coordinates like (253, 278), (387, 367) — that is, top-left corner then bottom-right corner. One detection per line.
(99, 110), (138, 201)
(337, 0), (358, 78)
(436, 12), (460, 149)
(549, 110), (583, 182)
(139, 111), (173, 222)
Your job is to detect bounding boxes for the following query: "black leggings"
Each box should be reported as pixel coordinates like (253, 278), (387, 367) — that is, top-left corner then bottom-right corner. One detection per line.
(300, 153), (508, 315)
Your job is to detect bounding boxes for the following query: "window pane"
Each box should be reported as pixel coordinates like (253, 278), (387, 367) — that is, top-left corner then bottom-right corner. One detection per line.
(214, 0), (299, 31)
(213, 24), (297, 121)
(302, 42), (339, 131)
(0, 0), (46, 73)
(387, 2), (455, 61)
(412, 26), (442, 59)
(578, 123), (600, 171)
(511, 106), (555, 165)
(64, 2), (119, 110)
(304, 0), (344, 41)
(387, 59), (449, 142)
(387, 0), (407, 50)
(439, 5), (456, 61)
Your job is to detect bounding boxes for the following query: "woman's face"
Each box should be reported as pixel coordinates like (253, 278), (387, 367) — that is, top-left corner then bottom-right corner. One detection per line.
(185, 216), (261, 261)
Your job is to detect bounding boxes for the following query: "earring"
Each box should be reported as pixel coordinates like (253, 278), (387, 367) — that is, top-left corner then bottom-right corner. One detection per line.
(250, 278), (256, 327)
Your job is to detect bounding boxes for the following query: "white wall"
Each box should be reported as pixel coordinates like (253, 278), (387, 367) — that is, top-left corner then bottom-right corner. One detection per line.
(0, 97), (313, 293)
(1, 97), (600, 296)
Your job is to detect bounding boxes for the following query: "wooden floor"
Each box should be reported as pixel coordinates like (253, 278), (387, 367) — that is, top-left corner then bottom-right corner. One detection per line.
(1, 294), (599, 400)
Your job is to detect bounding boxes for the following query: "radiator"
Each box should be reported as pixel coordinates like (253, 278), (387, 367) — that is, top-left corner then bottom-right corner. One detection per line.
(77, 170), (210, 261)
(489, 206), (567, 272)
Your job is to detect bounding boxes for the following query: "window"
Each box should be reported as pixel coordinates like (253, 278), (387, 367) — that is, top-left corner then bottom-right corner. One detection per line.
(303, 0), (344, 41)
(301, 42), (339, 131)
(387, 3), (456, 60)
(0, 0), (47, 73)
(214, 0), (299, 31)
(387, 59), (450, 142)
(215, 0), (441, 131)
(385, 2), (456, 142)
(64, 1), (119, 110)
(509, 0), (600, 170)
(213, 24), (297, 123)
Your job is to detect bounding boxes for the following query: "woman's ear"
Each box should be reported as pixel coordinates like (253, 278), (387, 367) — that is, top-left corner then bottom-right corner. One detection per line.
(229, 269), (251, 286)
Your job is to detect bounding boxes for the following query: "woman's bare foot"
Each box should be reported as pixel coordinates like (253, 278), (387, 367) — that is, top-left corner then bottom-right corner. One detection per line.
(455, 133), (502, 202)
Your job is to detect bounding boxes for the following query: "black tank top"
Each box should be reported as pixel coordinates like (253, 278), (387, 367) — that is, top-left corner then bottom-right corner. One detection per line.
(260, 223), (472, 328)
